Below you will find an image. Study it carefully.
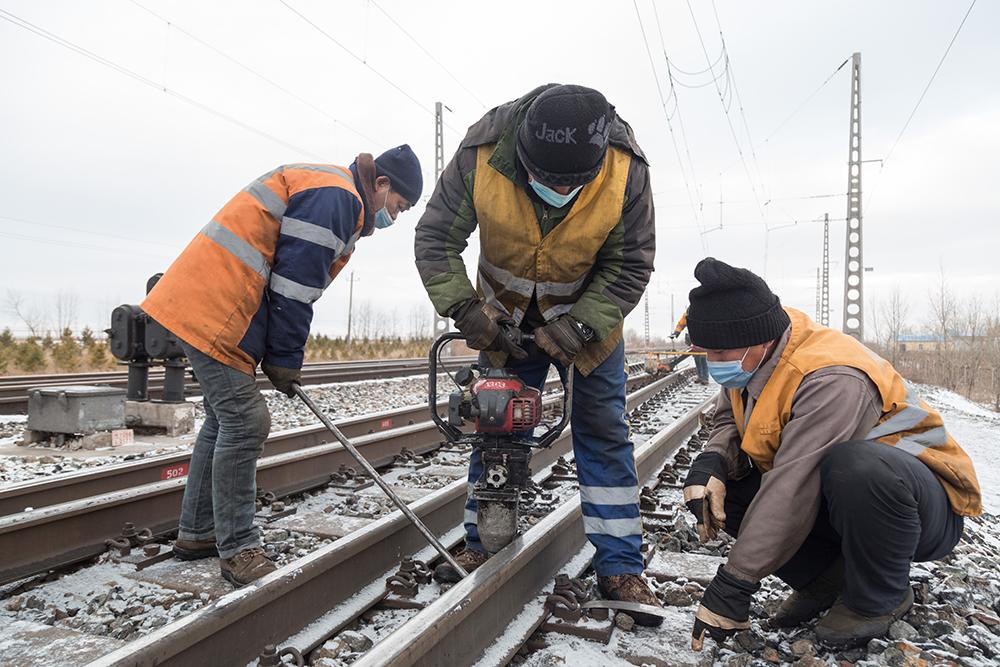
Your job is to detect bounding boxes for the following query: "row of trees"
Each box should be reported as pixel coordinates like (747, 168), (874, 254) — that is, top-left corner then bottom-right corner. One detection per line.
(0, 327), (113, 374)
(867, 275), (1000, 410)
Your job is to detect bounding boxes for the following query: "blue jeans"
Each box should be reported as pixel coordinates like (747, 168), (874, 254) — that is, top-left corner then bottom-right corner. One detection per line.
(463, 341), (643, 576)
(177, 342), (271, 559)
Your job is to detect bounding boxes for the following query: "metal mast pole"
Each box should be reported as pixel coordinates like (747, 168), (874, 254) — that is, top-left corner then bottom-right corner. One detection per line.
(821, 213), (831, 326)
(346, 271), (355, 343)
(815, 269), (822, 322)
(842, 52), (864, 339)
(432, 101), (451, 339)
(644, 292), (650, 348)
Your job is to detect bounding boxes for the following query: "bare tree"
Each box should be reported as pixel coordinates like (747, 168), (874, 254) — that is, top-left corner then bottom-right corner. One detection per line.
(928, 268), (958, 390)
(408, 304), (431, 340)
(355, 301), (373, 341)
(6, 290), (45, 337)
(54, 291), (78, 332)
(881, 287), (910, 366)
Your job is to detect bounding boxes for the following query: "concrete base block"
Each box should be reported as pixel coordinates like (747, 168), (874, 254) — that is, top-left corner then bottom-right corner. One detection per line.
(126, 400), (195, 437)
(645, 551), (725, 586)
(1, 620), (125, 666)
(274, 512), (375, 539)
(125, 558), (233, 599)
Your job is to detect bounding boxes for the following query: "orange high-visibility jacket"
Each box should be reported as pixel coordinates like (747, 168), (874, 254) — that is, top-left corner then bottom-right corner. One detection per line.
(143, 164), (367, 375)
(732, 308), (981, 516)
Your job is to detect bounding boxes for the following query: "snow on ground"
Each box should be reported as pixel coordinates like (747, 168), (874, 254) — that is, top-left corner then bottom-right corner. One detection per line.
(916, 384), (1000, 513)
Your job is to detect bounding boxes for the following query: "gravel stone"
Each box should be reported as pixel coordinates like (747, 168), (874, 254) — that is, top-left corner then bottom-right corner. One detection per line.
(889, 620), (919, 641)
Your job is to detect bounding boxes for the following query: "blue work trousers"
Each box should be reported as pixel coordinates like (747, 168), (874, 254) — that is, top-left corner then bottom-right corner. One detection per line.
(463, 341), (643, 576)
(177, 341), (271, 559)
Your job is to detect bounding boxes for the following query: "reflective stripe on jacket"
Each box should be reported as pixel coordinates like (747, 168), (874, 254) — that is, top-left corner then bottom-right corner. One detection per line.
(731, 307), (981, 516)
(473, 143), (631, 374)
(142, 164), (364, 375)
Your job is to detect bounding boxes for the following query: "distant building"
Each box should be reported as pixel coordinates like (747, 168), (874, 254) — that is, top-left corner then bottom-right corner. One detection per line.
(896, 334), (948, 353)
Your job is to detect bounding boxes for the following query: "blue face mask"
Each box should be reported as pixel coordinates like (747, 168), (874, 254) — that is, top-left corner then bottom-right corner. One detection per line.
(530, 179), (582, 208)
(374, 189), (394, 229)
(707, 344), (770, 389)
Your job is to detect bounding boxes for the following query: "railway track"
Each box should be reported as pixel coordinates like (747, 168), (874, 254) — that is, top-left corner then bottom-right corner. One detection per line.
(0, 369), (652, 585)
(59, 373), (713, 667)
(0, 356), (477, 414)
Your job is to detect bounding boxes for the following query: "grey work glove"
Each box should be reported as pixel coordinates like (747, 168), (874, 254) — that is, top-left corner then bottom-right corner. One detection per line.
(683, 451), (728, 543)
(533, 315), (588, 366)
(450, 299), (527, 360)
(262, 362), (301, 398)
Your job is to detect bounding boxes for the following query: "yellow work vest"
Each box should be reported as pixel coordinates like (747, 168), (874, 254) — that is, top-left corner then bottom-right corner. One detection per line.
(472, 144), (631, 375)
(732, 308), (981, 516)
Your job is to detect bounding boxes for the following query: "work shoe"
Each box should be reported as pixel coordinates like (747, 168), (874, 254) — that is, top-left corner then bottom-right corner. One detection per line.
(220, 547), (277, 587)
(433, 547), (489, 583)
(815, 587), (915, 648)
(769, 558), (844, 628)
(172, 537), (218, 561)
(597, 573), (665, 627)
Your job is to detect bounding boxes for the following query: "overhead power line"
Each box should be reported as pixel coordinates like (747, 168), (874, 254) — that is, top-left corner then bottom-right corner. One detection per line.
(631, 0), (707, 251)
(685, 0), (767, 223)
(278, 0), (462, 137)
(867, 0), (977, 212)
(128, 0), (382, 146)
(881, 0), (977, 169)
(369, 1), (487, 111)
(0, 8), (327, 159)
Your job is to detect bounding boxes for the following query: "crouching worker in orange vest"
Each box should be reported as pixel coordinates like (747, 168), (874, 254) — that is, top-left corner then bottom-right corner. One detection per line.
(142, 146), (423, 587)
(682, 258), (980, 650)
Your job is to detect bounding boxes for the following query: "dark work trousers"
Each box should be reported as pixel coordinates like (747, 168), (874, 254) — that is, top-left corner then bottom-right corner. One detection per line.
(724, 440), (964, 616)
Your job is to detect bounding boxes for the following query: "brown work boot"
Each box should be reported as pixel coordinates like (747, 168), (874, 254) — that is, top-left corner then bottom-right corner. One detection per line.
(769, 558), (843, 628)
(433, 547), (489, 583)
(597, 573), (665, 627)
(220, 547), (277, 587)
(172, 537), (218, 561)
(815, 587), (915, 648)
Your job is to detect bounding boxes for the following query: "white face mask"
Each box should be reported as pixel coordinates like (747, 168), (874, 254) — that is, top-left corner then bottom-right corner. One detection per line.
(374, 188), (393, 229)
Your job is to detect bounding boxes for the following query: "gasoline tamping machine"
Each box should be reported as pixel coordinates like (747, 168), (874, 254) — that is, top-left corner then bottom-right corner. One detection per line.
(428, 331), (572, 555)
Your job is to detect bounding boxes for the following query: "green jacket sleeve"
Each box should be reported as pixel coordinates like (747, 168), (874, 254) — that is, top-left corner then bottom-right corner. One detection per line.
(413, 147), (480, 316)
(569, 158), (656, 340)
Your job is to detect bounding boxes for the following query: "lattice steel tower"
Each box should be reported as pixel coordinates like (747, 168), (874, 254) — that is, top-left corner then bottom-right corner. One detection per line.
(643, 291), (651, 348)
(842, 52), (864, 339)
(821, 213), (831, 326)
(432, 101), (451, 338)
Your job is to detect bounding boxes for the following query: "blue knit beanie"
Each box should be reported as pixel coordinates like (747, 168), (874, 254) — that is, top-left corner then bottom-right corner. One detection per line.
(374, 145), (423, 203)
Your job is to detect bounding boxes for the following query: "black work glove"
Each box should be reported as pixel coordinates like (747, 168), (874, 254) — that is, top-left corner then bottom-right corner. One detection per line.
(533, 315), (589, 366)
(683, 451), (728, 543)
(262, 362), (301, 398)
(691, 565), (760, 650)
(450, 299), (527, 360)
(670, 331), (680, 339)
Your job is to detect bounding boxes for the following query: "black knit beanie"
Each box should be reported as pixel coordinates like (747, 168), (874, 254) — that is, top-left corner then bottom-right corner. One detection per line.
(374, 144), (423, 203)
(687, 258), (791, 349)
(516, 84), (615, 187)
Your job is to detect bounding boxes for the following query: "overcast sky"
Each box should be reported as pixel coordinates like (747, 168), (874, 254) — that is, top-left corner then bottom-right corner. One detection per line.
(0, 0), (996, 340)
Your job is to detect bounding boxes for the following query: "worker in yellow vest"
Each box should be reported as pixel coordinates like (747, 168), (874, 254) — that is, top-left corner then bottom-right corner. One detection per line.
(671, 308), (709, 383)
(415, 84), (660, 625)
(681, 258), (980, 649)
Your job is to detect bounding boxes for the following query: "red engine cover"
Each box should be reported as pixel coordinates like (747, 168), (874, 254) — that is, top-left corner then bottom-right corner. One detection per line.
(472, 377), (543, 433)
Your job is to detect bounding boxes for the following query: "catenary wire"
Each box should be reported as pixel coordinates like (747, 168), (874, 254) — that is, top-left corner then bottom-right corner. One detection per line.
(0, 8), (328, 160)
(684, 0), (766, 223)
(369, 1), (487, 110)
(632, 0), (707, 251)
(128, 0), (383, 146)
(278, 0), (462, 137)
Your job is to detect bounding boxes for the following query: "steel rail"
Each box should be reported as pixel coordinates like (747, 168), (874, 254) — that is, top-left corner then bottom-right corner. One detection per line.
(0, 373), (646, 516)
(87, 373), (693, 667)
(0, 356), (479, 414)
(358, 393), (715, 667)
(0, 373), (655, 584)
